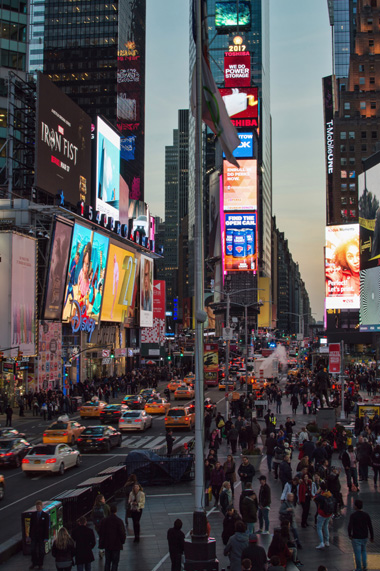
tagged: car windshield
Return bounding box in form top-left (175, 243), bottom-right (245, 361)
top-left (104, 405), bottom-right (120, 411)
top-left (84, 402), bottom-right (96, 407)
top-left (48, 422), bottom-right (68, 430)
top-left (30, 445), bottom-right (56, 455)
top-left (168, 410), bottom-right (185, 417)
top-left (0, 440), bottom-right (14, 449)
top-left (82, 427), bottom-right (104, 435)
top-left (122, 412), bottom-right (141, 418)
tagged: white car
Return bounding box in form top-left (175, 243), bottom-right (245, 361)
top-left (22, 443), bottom-right (81, 476)
top-left (119, 410), bottom-right (153, 432)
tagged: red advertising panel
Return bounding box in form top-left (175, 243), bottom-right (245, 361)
top-left (219, 87), bottom-right (258, 120)
top-left (204, 343), bottom-right (219, 386)
top-left (224, 52), bottom-right (251, 87)
top-left (223, 159), bottom-right (257, 211)
top-left (141, 280), bottom-right (166, 344)
top-left (329, 343), bottom-right (341, 373)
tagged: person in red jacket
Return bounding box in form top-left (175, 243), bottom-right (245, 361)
top-left (298, 473), bottom-right (313, 528)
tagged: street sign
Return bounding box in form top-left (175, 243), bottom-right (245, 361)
top-left (223, 327), bottom-right (234, 341)
top-left (102, 349), bottom-right (110, 358)
top-left (329, 343), bottom-right (341, 373)
top-left (297, 333), bottom-right (304, 341)
top-left (102, 357), bottom-right (111, 364)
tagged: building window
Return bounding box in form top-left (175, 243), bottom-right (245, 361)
top-left (349, 171), bottom-right (356, 179)
top-left (341, 158), bottom-right (347, 166)
top-left (350, 209), bottom-right (356, 217)
top-left (362, 131), bottom-right (367, 138)
top-left (340, 132), bottom-right (347, 140)
top-left (370, 77), bottom-right (375, 84)
top-left (340, 144), bottom-right (346, 152)
top-left (349, 157), bottom-right (356, 166)
top-left (360, 77), bottom-right (366, 84)
top-left (341, 183), bottom-right (347, 191)
top-left (341, 170), bottom-right (347, 178)
top-left (359, 64), bottom-right (365, 72)
top-left (341, 197), bottom-right (347, 206)
top-left (349, 131), bottom-right (355, 139)
top-left (344, 102), bottom-right (350, 110)
top-left (350, 197), bottom-right (356, 205)
top-left (349, 183), bottom-right (356, 191)
top-left (362, 144), bottom-right (367, 151)
top-left (341, 209), bottom-right (348, 218)
top-left (371, 101), bottom-right (376, 109)
top-left (370, 64), bottom-right (375, 71)
top-left (369, 39), bottom-right (374, 47)
top-left (349, 144), bottom-right (355, 152)
top-left (360, 101), bottom-right (366, 109)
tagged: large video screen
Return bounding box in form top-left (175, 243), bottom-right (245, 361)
top-left (223, 159), bottom-right (257, 211)
top-left (43, 219), bottom-right (73, 320)
top-left (224, 212), bottom-right (257, 272)
top-left (360, 267), bottom-right (380, 331)
top-left (215, 1), bottom-right (251, 30)
top-left (358, 161), bottom-right (380, 270)
top-left (101, 242), bottom-right (139, 324)
top-left (224, 52), bottom-right (251, 88)
top-left (325, 224), bottom-right (360, 309)
top-left (96, 117), bottom-right (121, 221)
top-left (62, 222), bottom-right (110, 323)
top-left (35, 73), bottom-right (92, 205)
top-left (140, 255), bottom-right (153, 327)
top-left (223, 132), bottom-right (254, 159)
top-left (219, 87), bottom-right (258, 120)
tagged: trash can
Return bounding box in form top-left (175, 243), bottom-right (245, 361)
top-left (21, 500), bottom-right (63, 555)
top-left (76, 475), bottom-right (114, 502)
top-left (53, 487), bottom-right (93, 530)
top-left (97, 465), bottom-right (128, 495)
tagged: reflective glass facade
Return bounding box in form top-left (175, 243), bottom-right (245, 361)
top-left (329, 0), bottom-right (356, 78)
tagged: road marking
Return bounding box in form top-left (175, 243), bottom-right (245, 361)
top-left (143, 436), bottom-right (166, 448)
top-left (127, 435), bottom-right (155, 448)
top-left (173, 436), bottom-right (194, 447)
top-left (147, 493), bottom-right (192, 497)
top-left (0, 455), bottom-right (117, 513)
top-left (168, 512), bottom-right (193, 515)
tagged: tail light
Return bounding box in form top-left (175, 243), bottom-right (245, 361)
top-left (113, 411), bottom-right (120, 414)
top-left (120, 419), bottom-right (125, 423)
top-left (46, 458), bottom-right (56, 464)
top-left (43, 433), bottom-right (47, 437)
top-left (134, 419), bottom-right (142, 423)
top-left (96, 438), bottom-right (105, 441)
top-left (164, 417), bottom-right (168, 421)
top-left (185, 417), bottom-right (189, 421)
top-left (62, 432), bottom-right (68, 436)
top-left (22, 458), bottom-right (30, 464)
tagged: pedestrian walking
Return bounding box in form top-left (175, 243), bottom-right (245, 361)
top-left (223, 454), bottom-right (236, 497)
top-left (29, 500), bottom-right (49, 570)
top-left (257, 475), bottom-right (271, 534)
top-left (348, 499), bottom-right (374, 571)
top-left (52, 528), bottom-right (75, 571)
top-left (371, 444), bottom-right (380, 486)
top-left (265, 432), bottom-right (277, 473)
top-left (127, 483), bottom-right (145, 542)
top-left (98, 504), bottom-right (126, 571)
top-left (210, 461), bottom-right (225, 506)
top-left (219, 481), bottom-right (233, 515)
top-left (298, 473), bottom-right (312, 528)
top-left (229, 424), bottom-right (239, 454)
top-left (91, 494), bottom-right (111, 558)
top-left (314, 482), bottom-right (335, 549)
top-left (238, 456), bottom-right (255, 490)
top-left (167, 519), bottom-right (185, 571)
top-left (223, 520), bottom-right (249, 571)
top-left (166, 430), bottom-right (175, 455)
top-left (342, 445), bottom-right (359, 491)
top-left (240, 489), bottom-right (258, 534)
top-left (279, 454), bottom-right (292, 490)
top-left (71, 516), bottom-right (96, 571)
top-left (5, 404), bottom-right (13, 427)
top-left (123, 473), bottom-right (138, 529)
top-left (241, 533), bottom-right (267, 571)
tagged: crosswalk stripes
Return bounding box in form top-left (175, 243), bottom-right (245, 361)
top-left (119, 434), bottom-right (195, 451)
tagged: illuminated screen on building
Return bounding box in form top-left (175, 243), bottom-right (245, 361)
top-left (223, 159), bottom-right (257, 211)
top-left (224, 52), bottom-right (251, 88)
top-left (219, 87), bottom-right (258, 120)
top-left (358, 161), bottom-right (380, 271)
top-left (223, 132), bottom-right (254, 159)
top-left (224, 212), bottom-right (257, 272)
top-left (62, 222), bottom-right (110, 323)
top-left (325, 224), bottom-right (360, 309)
top-left (35, 73), bottom-right (92, 205)
top-left (96, 116), bottom-right (121, 221)
top-left (215, 1), bottom-right (251, 30)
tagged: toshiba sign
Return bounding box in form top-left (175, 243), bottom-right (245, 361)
top-left (224, 52), bottom-right (251, 87)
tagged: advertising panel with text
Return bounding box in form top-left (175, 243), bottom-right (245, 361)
top-left (224, 52), bottom-right (251, 88)
top-left (224, 212), bottom-right (257, 272)
top-left (96, 117), bottom-right (121, 221)
top-left (325, 224), bottom-right (360, 309)
top-left (223, 159), bottom-right (257, 211)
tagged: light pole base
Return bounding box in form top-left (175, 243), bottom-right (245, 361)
top-left (184, 537), bottom-right (218, 571)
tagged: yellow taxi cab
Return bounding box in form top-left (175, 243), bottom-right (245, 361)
top-left (174, 385), bottom-right (195, 400)
top-left (167, 380), bottom-right (183, 392)
top-left (183, 376), bottom-right (195, 386)
top-left (80, 400), bottom-right (107, 419)
top-left (288, 368), bottom-right (299, 377)
top-left (218, 378), bottom-right (236, 391)
top-left (43, 418), bottom-right (85, 445)
top-left (165, 406), bottom-right (195, 430)
top-left (144, 398), bottom-right (171, 415)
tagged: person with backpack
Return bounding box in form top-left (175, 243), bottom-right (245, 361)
top-left (314, 482), bottom-right (335, 549)
top-left (91, 495), bottom-right (110, 558)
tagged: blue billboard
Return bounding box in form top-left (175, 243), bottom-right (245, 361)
top-left (223, 132), bottom-right (254, 159)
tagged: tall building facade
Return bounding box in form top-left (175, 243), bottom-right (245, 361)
top-left (43, 0), bottom-right (146, 200)
top-left (28, 0), bottom-right (45, 74)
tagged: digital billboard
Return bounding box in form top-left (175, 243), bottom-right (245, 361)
top-left (325, 224), bottom-right (360, 309)
top-left (223, 132), bottom-right (254, 159)
top-left (140, 255), bottom-right (153, 327)
top-left (223, 159), bottom-right (257, 211)
top-left (224, 212), bottom-right (257, 272)
top-left (358, 161), bottom-right (380, 270)
top-left (43, 218), bottom-right (73, 320)
top-left (101, 241), bottom-right (139, 324)
top-left (37, 321), bottom-right (62, 391)
top-left (141, 280), bottom-right (166, 344)
top-left (96, 116), bottom-right (121, 221)
top-left (35, 73), bottom-right (92, 205)
top-left (62, 222), bottom-right (110, 324)
top-left (224, 52), bottom-right (251, 88)
top-left (215, 1), bottom-right (251, 30)
top-left (360, 267), bottom-right (380, 331)
top-left (219, 87), bottom-right (258, 120)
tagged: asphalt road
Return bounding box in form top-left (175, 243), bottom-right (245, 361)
top-left (0, 383), bottom-right (227, 547)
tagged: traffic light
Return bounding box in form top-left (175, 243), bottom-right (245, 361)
top-left (167, 355), bottom-right (171, 361)
top-left (180, 347), bottom-right (184, 357)
top-left (17, 350), bottom-right (23, 360)
top-left (110, 347), bottom-right (115, 359)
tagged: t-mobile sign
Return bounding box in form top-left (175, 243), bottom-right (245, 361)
top-left (224, 52), bottom-right (251, 88)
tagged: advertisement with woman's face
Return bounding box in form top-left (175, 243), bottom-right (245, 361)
top-left (325, 224), bottom-right (360, 309)
top-left (140, 255), bottom-right (153, 327)
top-left (62, 222), bottom-right (109, 323)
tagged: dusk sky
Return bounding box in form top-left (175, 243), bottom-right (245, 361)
top-left (144, 1), bottom-right (332, 322)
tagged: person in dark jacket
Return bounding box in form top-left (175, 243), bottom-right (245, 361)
top-left (240, 489), bottom-right (258, 534)
top-left (348, 499), bottom-right (374, 571)
top-left (52, 528), bottom-right (75, 571)
top-left (210, 461), bottom-right (225, 506)
top-left (279, 455), bottom-right (292, 490)
top-left (265, 432), bottom-right (277, 472)
top-left (241, 533), bottom-right (267, 571)
top-left (222, 506), bottom-right (241, 546)
top-left (356, 436), bottom-right (373, 482)
top-left (29, 500), bottom-right (50, 570)
top-left (224, 520), bottom-right (249, 571)
top-left (257, 475), bottom-right (271, 533)
top-left (371, 444), bottom-right (380, 486)
top-left (98, 504), bottom-right (126, 571)
top-left (71, 516), bottom-right (96, 571)
top-left (167, 519), bottom-right (185, 571)
top-left (166, 430), bottom-right (175, 456)
top-left (238, 456), bottom-right (255, 490)
top-left (229, 424), bottom-right (239, 454)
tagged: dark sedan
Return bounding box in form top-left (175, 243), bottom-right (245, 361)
top-left (76, 426), bottom-right (122, 453)
top-left (0, 428), bottom-right (26, 439)
top-left (0, 438), bottom-right (31, 468)
top-left (121, 395), bottom-right (145, 410)
top-left (100, 404), bottom-right (124, 424)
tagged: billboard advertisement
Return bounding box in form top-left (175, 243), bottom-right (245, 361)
top-left (204, 343), bottom-right (219, 386)
top-left (204, 293), bottom-right (216, 330)
top-left (223, 159), bottom-right (257, 211)
top-left (141, 280), bottom-right (166, 344)
top-left (360, 267), bottom-right (380, 331)
top-left (323, 76), bottom-right (334, 223)
top-left (101, 241), bottom-right (139, 325)
top-left (43, 219), bottom-right (73, 320)
top-left (219, 87), bottom-right (258, 120)
top-left (224, 52), bottom-right (251, 88)
top-left (35, 73), bottom-right (92, 205)
top-left (96, 116), bottom-right (121, 221)
top-left (224, 212), bottom-right (257, 272)
top-left (140, 254), bottom-right (153, 327)
top-left (215, 1), bottom-right (251, 30)
top-left (37, 321), bottom-right (62, 391)
top-left (358, 161), bottom-right (380, 270)
top-left (223, 132), bottom-right (254, 159)
top-left (325, 224), bottom-right (360, 309)
top-left (257, 276), bottom-right (272, 328)
top-left (62, 222), bottom-right (110, 323)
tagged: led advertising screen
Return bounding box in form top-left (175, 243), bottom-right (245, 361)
top-left (215, 1), bottom-right (251, 30)
top-left (62, 222), bottom-right (110, 324)
top-left (141, 280), bottom-right (166, 344)
top-left (96, 116), bottom-right (121, 221)
top-left (37, 321), bottom-right (62, 391)
top-left (140, 254), bottom-right (153, 327)
top-left (101, 241), bottom-right (139, 324)
top-left (219, 87), bottom-right (258, 120)
top-left (360, 267), bottom-right (380, 331)
top-left (223, 132), bottom-right (254, 159)
top-left (223, 159), bottom-right (257, 211)
top-left (35, 73), bottom-right (92, 205)
top-left (325, 224), bottom-right (360, 309)
top-left (43, 219), bottom-right (73, 320)
top-left (224, 52), bottom-right (251, 88)
top-left (224, 212), bottom-right (257, 272)
top-left (358, 161), bottom-right (380, 270)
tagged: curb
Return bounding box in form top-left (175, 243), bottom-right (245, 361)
top-left (0, 533), bottom-right (22, 564)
